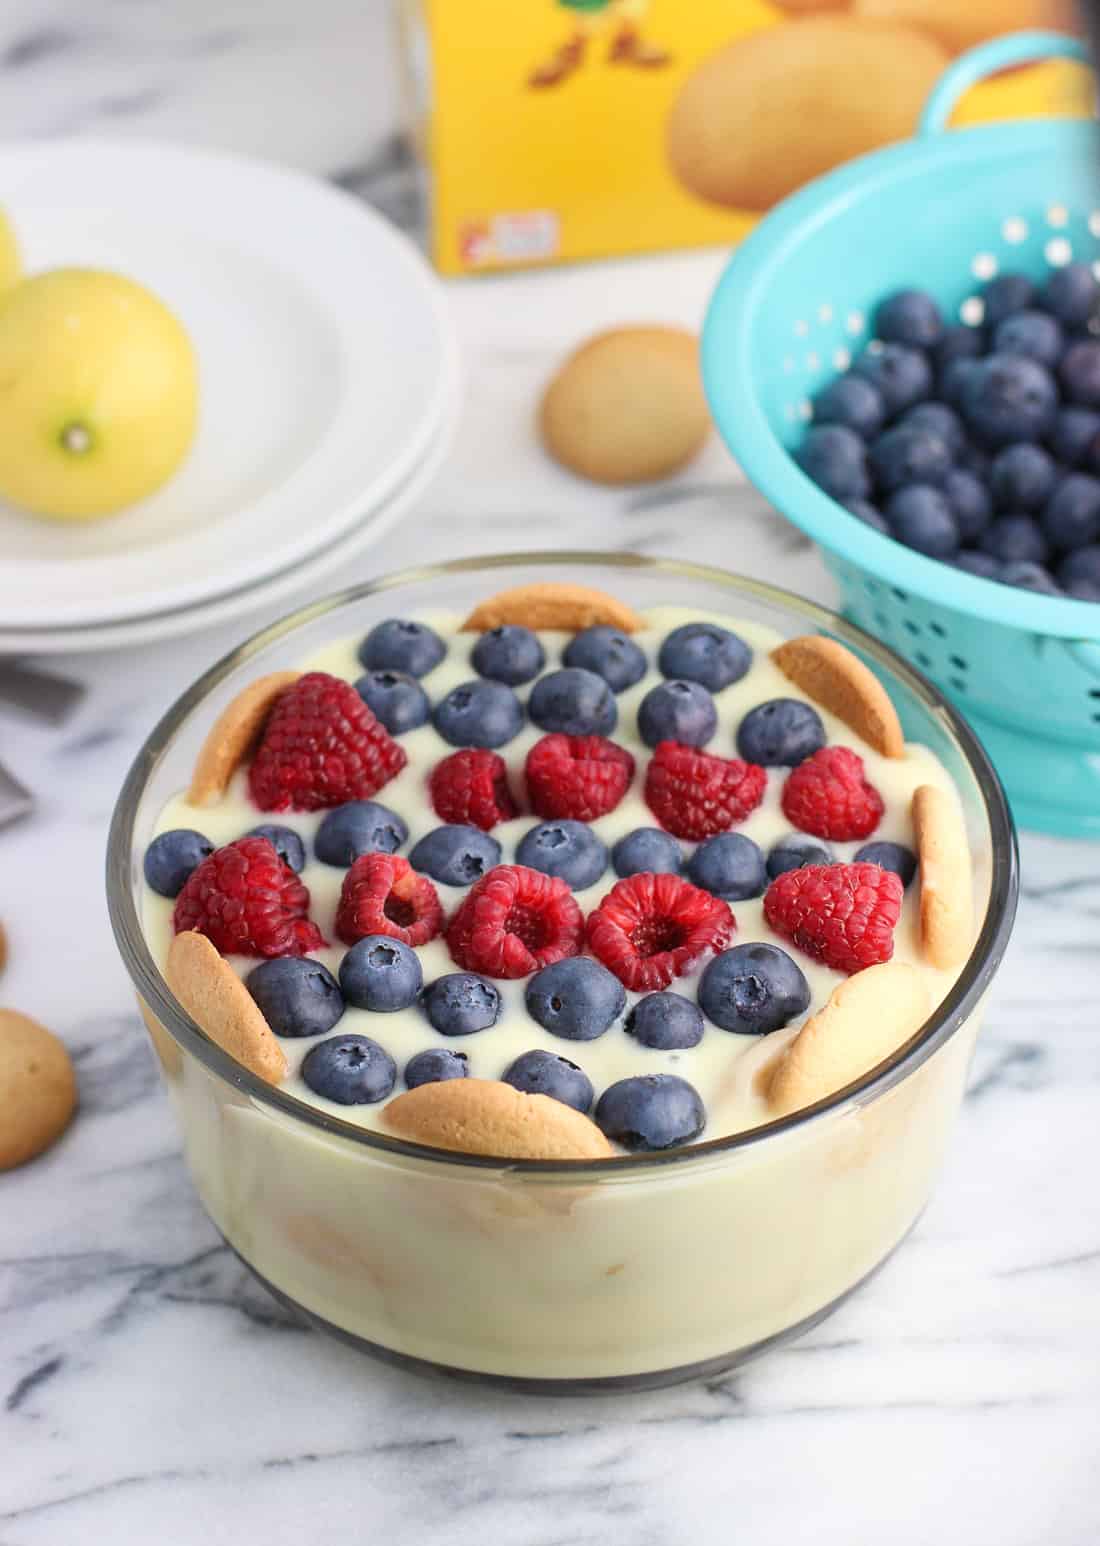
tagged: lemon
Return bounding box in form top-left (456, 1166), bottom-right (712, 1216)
top-left (0, 209), bottom-right (19, 293)
top-left (0, 267), bottom-right (198, 521)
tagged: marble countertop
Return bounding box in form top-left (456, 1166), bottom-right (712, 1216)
top-left (2, 4), bottom-right (1099, 1543)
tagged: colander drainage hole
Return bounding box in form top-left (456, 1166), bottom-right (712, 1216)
top-left (873, 610), bottom-right (890, 630)
top-left (891, 587), bottom-right (908, 603)
top-left (949, 655), bottom-right (968, 672)
top-left (950, 677), bottom-right (967, 694)
top-left (864, 579), bottom-right (880, 596)
top-left (929, 622), bottom-right (946, 638)
top-left (903, 619), bottom-right (921, 637)
top-left (1089, 689), bottom-right (1100, 699)
top-left (916, 651), bottom-right (932, 668)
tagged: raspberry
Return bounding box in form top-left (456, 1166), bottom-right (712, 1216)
top-left (780, 746), bottom-right (884, 841)
top-left (446, 864), bottom-right (584, 979)
top-left (173, 837), bottom-right (325, 958)
top-left (586, 873), bottom-right (734, 992)
top-left (763, 862), bottom-right (903, 975)
top-left (525, 734), bottom-right (635, 821)
top-left (248, 671), bottom-right (406, 813)
top-left (429, 748), bottom-right (518, 831)
top-left (643, 740), bottom-right (767, 840)
top-left (335, 853), bottom-right (443, 949)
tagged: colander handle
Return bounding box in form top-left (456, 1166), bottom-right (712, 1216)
top-left (918, 29), bottom-right (1089, 137)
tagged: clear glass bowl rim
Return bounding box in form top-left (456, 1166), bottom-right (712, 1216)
top-left (106, 550), bottom-right (1019, 1176)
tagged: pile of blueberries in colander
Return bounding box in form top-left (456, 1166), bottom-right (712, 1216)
top-left (795, 262), bottom-right (1100, 603)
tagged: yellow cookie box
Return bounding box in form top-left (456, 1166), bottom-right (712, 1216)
top-left (395, 0), bottom-right (1089, 276)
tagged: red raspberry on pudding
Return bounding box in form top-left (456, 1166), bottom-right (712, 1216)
top-left (525, 734), bottom-right (635, 821)
top-left (446, 864), bottom-right (584, 979)
top-left (763, 861), bottom-right (903, 975)
top-left (248, 672), bottom-right (406, 813)
top-left (335, 853), bottom-right (444, 949)
top-left (429, 748), bottom-right (518, 831)
top-left (586, 872), bottom-right (734, 992)
top-left (173, 836), bottom-right (325, 958)
top-left (644, 740), bottom-right (767, 840)
top-left (781, 746), bottom-right (884, 842)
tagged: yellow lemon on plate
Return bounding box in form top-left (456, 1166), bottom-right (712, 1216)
top-left (0, 209), bottom-right (19, 293)
top-left (0, 267), bottom-right (198, 521)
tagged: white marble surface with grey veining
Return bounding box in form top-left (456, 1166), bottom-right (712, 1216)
top-left (1, 4), bottom-right (1099, 1543)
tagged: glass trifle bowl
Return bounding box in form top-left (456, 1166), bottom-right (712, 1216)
top-left (107, 553), bottom-right (1017, 1392)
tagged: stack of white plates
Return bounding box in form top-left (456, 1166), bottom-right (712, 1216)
top-left (0, 141), bottom-right (459, 653)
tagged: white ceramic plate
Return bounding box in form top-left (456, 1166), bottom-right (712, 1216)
top-left (0, 379), bottom-right (459, 655)
top-left (0, 139), bottom-right (457, 630)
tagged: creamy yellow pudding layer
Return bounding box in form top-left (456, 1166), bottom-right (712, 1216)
top-left (140, 605), bottom-right (987, 1380)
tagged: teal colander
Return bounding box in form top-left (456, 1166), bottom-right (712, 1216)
top-left (702, 30), bottom-right (1100, 838)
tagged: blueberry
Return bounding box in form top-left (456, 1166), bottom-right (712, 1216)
top-left (956, 443), bottom-right (991, 480)
top-left (875, 288), bottom-right (943, 348)
top-left (766, 835), bottom-right (833, 878)
top-left (1058, 340), bottom-right (1100, 408)
top-left (1065, 578), bottom-right (1100, 601)
top-left (637, 679), bottom-right (717, 747)
top-left (686, 832), bottom-right (766, 900)
top-left (993, 310), bottom-right (1064, 368)
top-left (404, 1047), bottom-right (469, 1088)
top-left (942, 469), bottom-right (992, 543)
top-left (1046, 406), bottom-right (1100, 466)
top-left (611, 827), bottom-right (682, 878)
top-left (1040, 262), bottom-right (1100, 327)
top-left (657, 622), bottom-right (752, 692)
top-left (850, 343), bottom-right (933, 416)
top-left (501, 1049), bottom-right (593, 1112)
top-left (885, 484), bottom-right (960, 557)
top-left (338, 935), bottom-right (422, 1012)
top-left (795, 423), bottom-right (870, 499)
top-left (357, 618), bottom-right (446, 678)
top-left (941, 357), bottom-right (980, 408)
top-left (854, 840), bottom-right (917, 888)
top-left (245, 957), bottom-right (345, 1038)
top-left (409, 824), bottom-right (502, 887)
top-left (143, 828), bottom-right (213, 897)
top-left (354, 670), bottom-right (430, 734)
top-left (934, 324), bottom-right (985, 375)
top-left (563, 626), bottom-right (647, 693)
top-left (1042, 473), bottom-right (1100, 550)
top-left (528, 668), bottom-right (616, 737)
top-left (1057, 544), bottom-right (1100, 588)
top-left (624, 992), bottom-right (705, 1051)
top-left (811, 375), bottom-right (885, 439)
top-left (999, 560), bottom-right (1062, 595)
top-left (900, 401), bottom-right (965, 457)
top-left (471, 625), bottom-right (545, 686)
top-left (981, 272), bottom-right (1036, 326)
top-left (979, 515), bottom-right (1050, 566)
top-left (516, 820), bottom-right (608, 890)
top-left (301, 1034), bottom-right (396, 1105)
top-left (525, 957), bottom-right (625, 1042)
top-left (953, 550), bottom-right (1002, 580)
top-left (736, 697), bottom-right (825, 766)
top-left (989, 443), bottom-right (1057, 511)
top-left (422, 972), bottom-right (501, 1036)
top-left (841, 497), bottom-right (889, 533)
top-left (698, 943), bottom-right (811, 1035)
top-left (433, 679), bottom-right (525, 748)
top-left (959, 354), bottom-right (1057, 446)
top-left (314, 800), bottom-right (407, 866)
top-left (245, 824), bottom-right (306, 873)
top-left (595, 1074), bottom-right (705, 1151)
top-left (868, 425), bottom-right (952, 493)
